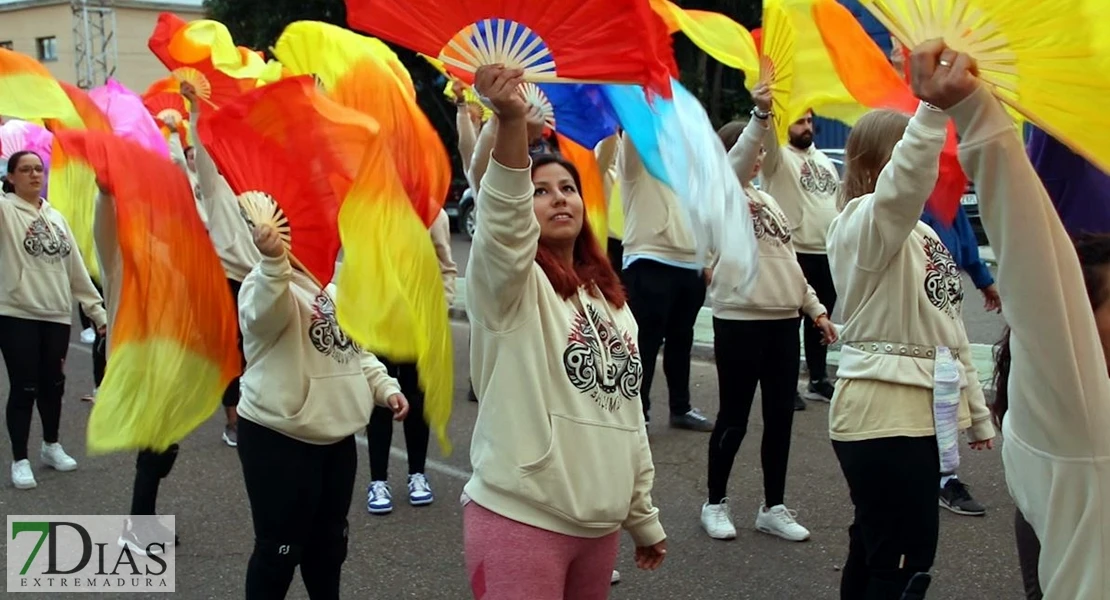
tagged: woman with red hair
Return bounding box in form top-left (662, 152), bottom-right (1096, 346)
top-left (461, 64), bottom-right (667, 599)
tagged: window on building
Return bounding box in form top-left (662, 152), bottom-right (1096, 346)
top-left (36, 36), bottom-right (57, 62)
top-left (0, 41), bottom-right (12, 50)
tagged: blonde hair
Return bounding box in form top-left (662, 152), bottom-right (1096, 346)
top-left (839, 110), bottom-right (911, 211)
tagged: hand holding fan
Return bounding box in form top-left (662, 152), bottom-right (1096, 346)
top-left (859, 0), bottom-right (1110, 173)
top-left (752, 0), bottom-right (797, 144)
top-left (345, 0), bottom-right (673, 94)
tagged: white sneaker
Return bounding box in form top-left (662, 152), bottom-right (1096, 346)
top-left (11, 459), bottom-right (36, 489)
top-left (80, 327), bottom-right (95, 344)
top-left (700, 499), bottom-right (737, 540)
top-left (367, 481), bottom-right (393, 514)
top-left (41, 442), bottom-right (78, 472)
top-left (610, 569), bottom-right (621, 585)
top-left (755, 503), bottom-right (810, 542)
top-left (407, 473), bottom-right (434, 506)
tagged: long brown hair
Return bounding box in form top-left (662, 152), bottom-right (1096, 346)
top-left (531, 154), bottom-right (626, 308)
top-left (993, 233), bottom-right (1110, 424)
top-left (839, 110), bottom-right (910, 211)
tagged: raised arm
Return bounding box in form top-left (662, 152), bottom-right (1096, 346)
top-left (728, 116), bottom-right (767, 185)
top-left (465, 66), bottom-right (539, 331)
top-left (238, 230), bottom-right (296, 343)
top-left (429, 208), bottom-right (458, 305)
top-left (457, 104), bottom-right (479, 180)
top-left (950, 85), bottom-right (1110, 454)
top-left (467, 115), bottom-right (498, 195)
top-left (837, 103), bottom-right (948, 272)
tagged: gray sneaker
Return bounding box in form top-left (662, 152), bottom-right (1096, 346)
top-left (670, 409), bottom-right (714, 432)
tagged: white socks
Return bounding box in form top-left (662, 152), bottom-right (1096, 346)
top-left (940, 474), bottom-right (958, 489)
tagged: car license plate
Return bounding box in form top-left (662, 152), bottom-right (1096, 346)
top-left (960, 193), bottom-right (977, 206)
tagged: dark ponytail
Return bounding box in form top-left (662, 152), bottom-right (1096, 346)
top-left (993, 233), bottom-right (1110, 426)
top-left (3, 150), bottom-right (40, 195)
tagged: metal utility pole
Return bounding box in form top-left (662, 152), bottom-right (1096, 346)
top-left (72, 0), bottom-right (118, 89)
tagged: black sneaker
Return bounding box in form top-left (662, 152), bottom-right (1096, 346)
top-left (939, 479), bottom-right (986, 516)
top-left (670, 409), bottom-right (714, 432)
top-left (794, 393), bottom-right (806, 411)
top-left (803, 379), bottom-right (835, 403)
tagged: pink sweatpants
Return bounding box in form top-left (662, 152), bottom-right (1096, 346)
top-left (464, 501), bottom-right (620, 600)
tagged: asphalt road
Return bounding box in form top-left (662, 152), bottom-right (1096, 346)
top-left (1, 317), bottom-right (1022, 599)
top-left (448, 233), bottom-right (1008, 346)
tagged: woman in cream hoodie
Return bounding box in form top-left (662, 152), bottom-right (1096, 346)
top-left (945, 57), bottom-right (1110, 598)
top-left (182, 82), bottom-right (263, 447)
top-left (0, 150), bottom-right (106, 490)
top-left (464, 65), bottom-right (666, 599)
top-left (824, 44), bottom-right (995, 599)
top-left (700, 84), bottom-right (838, 544)
top-left (236, 223), bottom-right (408, 599)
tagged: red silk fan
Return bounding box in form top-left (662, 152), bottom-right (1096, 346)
top-left (142, 88), bottom-right (190, 148)
top-left (811, 0), bottom-right (967, 224)
top-left (345, 0), bottom-right (673, 96)
top-left (148, 13), bottom-right (250, 110)
top-left (196, 102), bottom-right (342, 286)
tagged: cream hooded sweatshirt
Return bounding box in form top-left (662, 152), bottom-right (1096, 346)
top-left (953, 86), bottom-right (1110, 599)
top-left (236, 253), bottom-right (401, 445)
top-left (464, 158), bottom-right (665, 547)
top-left (757, 119), bottom-right (841, 254)
top-left (0, 192), bottom-right (105, 327)
top-left (825, 103), bottom-right (994, 444)
top-left (190, 109), bottom-right (262, 282)
top-left (716, 117), bottom-right (826, 321)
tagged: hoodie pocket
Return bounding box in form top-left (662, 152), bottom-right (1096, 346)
top-left (11, 264), bottom-right (70, 314)
top-left (280, 372), bottom-right (372, 442)
top-left (517, 414), bottom-right (639, 526)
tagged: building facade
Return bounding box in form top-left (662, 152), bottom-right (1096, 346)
top-left (0, 0), bottom-right (203, 93)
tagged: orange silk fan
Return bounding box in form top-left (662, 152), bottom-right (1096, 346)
top-left (148, 13), bottom-right (254, 110)
top-left (142, 82), bottom-right (191, 147)
top-left (344, 0), bottom-right (673, 95)
top-left (812, 0), bottom-right (967, 224)
top-left (195, 79), bottom-right (341, 286)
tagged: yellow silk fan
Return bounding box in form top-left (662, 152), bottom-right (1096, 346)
top-left (859, 0), bottom-right (1110, 173)
top-left (519, 82), bottom-right (556, 131)
top-left (756, 0), bottom-right (797, 144)
top-left (237, 191), bottom-right (291, 249)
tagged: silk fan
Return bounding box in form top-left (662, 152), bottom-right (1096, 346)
top-left (345, 0), bottom-right (673, 94)
top-left (752, 0), bottom-right (797, 144)
top-left (859, 0), bottom-right (1110, 173)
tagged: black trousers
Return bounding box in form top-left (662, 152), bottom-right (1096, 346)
top-left (367, 359), bottom-right (428, 481)
top-left (607, 237), bottom-right (624, 275)
top-left (621, 259), bottom-right (705, 419)
top-left (833, 436), bottom-right (940, 600)
top-left (78, 283), bottom-right (107, 386)
top-left (223, 278), bottom-right (245, 409)
top-left (238, 418), bottom-right (356, 600)
top-left (131, 445), bottom-right (179, 515)
top-left (709, 317), bottom-right (800, 506)
top-left (796, 253), bottom-right (836, 381)
top-left (1014, 509), bottom-right (1044, 600)
top-left (0, 316), bottom-right (70, 461)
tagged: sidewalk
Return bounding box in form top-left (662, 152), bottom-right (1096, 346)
top-left (448, 277), bottom-right (997, 389)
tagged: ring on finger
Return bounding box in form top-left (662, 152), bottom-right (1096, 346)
top-left (938, 58), bottom-right (952, 67)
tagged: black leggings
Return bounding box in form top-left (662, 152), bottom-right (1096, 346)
top-left (367, 360), bottom-right (428, 480)
top-left (833, 436), bottom-right (940, 600)
top-left (223, 278), bottom-right (245, 409)
top-left (0, 316), bottom-right (71, 461)
top-left (1014, 509), bottom-right (1044, 599)
top-left (131, 445), bottom-right (179, 515)
top-left (238, 418), bottom-right (356, 600)
top-left (709, 317), bottom-right (800, 506)
top-left (796, 253), bottom-right (836, 381)
top-left (79, 286), bottom-right (107, 386)
top-left (621, 259), bottom-right (706, 418)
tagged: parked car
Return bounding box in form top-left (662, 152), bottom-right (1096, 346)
top-left (456, 187), bottom-right (476, 239)
top-left (442, 177), bottom-right (469, 233)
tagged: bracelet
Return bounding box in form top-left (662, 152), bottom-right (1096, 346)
top-left (751, 107), bottom-right (771, 120)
